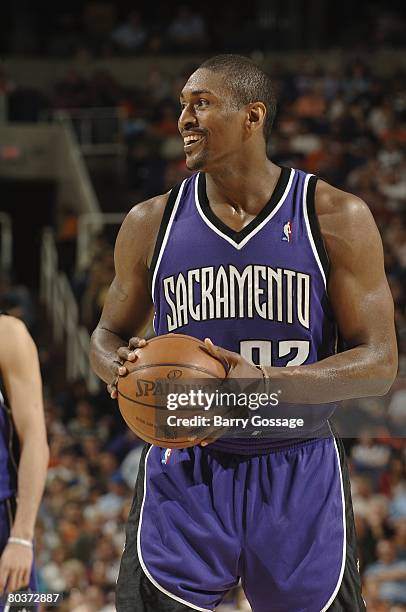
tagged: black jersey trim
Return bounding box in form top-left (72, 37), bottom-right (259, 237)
top-left (198, 166), bottom-right (291, 245)
top-left (306, 175), bottom-right (330, 280)
top-left (148, 182), bottom-right (184, 295)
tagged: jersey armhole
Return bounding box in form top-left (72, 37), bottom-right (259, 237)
top-left (148, 181), bottom-right (185, 297)
top-left (305, 175), bottom-right (330, 285)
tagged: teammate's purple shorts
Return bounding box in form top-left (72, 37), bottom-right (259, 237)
top-left (117, 436), bottom-right (365, 611)
top-left (0, 499), bottom-right (38, 612)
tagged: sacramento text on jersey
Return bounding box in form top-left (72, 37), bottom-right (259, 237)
top-left (162, 264), bottom-right (311, 332)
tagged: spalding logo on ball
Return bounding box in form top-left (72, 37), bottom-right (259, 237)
top-left (117, 333), bottom-right (227, 448)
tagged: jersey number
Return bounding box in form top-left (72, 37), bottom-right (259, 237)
top-left (240, 340), bottom-right (310, 367)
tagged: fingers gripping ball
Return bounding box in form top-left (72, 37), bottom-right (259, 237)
top-left (117, 333), bottom-right (227, 448)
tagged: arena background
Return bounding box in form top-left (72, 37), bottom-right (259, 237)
top-left (0, 1), bottom-right (405, 610)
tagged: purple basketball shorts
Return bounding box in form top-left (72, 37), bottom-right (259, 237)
top-left (116, 436), bottom-right (365, 611)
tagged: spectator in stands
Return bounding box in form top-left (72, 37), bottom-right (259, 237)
top-left (53, 69), bottom-right (90, 110)
top-left (166, 5), bottom-right (208, 52)
top-left (351, 432), bottom-right (391, 486)
top-left (365, 539), bottom-right (406, 604)
top-left (93, 474), bottom-right (129, 518)
top-left (67, 399), bottom-right (96, 440)
top-left (0, 272), bottom-right (38, 332)
top-left (81, 0), bottom-right (116, 56)
top-left (111, 11), bottom-right (148, 55)
top-left (81, 249), bottom-right (114, 329)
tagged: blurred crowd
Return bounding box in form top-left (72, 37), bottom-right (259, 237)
top-left (1, 2), bottom-right (405, 59)
top-left (1, 51), bottom-right (406, 611)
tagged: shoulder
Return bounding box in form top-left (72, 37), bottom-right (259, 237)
top-left (123, 177), bottom-right (189, 233)
top-left (121, 191), bottom-right (171, 235)
top-left (315, 179), bottom-right (375, 229)
top-left (0, 316), bottom-right (34, 366)
top-left (314, 178), bottom-right (381, 256)
top-left (114, 180), bottom-right (188, 271)
top-left (114, 191), bottom-right (171, 268)
top-left (0, 314), bottom-right (29, 340)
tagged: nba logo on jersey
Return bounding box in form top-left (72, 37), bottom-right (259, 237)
top-left (282, 221), bottom-right (292, 242)
top-left (161, 449), bottom-right (172, 465)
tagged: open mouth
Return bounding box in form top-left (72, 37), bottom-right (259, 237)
top-left (183, 135), bottom-right (205, 152)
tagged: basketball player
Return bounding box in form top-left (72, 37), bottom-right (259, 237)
top-left (0, 313), bottom-right (49, 610)
top-left (89, 55), bottom-right (398, 611)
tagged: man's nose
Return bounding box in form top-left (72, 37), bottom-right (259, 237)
top-left (178, 106), bottom-right (198, 131)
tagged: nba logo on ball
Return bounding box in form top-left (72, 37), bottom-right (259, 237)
top-left (282, 221), bottom-right (292, 243)
top-left (162, 449), bottom-right (172, 465)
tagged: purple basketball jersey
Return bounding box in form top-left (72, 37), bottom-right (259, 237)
top-left (150, 167), bottom-right (337, 450)
top-left (152, 167), bottom-right (335, 360)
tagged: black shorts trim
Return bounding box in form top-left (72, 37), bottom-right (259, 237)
top-left (116, 444), bottom-right (197, 612)
top-left (326, 435), bottom-right (366, 611)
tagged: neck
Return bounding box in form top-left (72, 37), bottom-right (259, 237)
top-left (205, 154), bottom-right (281, 214)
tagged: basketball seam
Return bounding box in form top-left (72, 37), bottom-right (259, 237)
top-left (146, 334), bottom-right (203, 344)
top-left (123, 362), bottom-right (225, 377)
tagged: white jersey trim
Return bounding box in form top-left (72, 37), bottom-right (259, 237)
top-left (302, 173), bottom-right (327, 288)
top-left (319, 437), bottom-right (347, 612)
top-left (151, 179), bottom-right (187, 303)
top-left (137, 446), bottom-right (214, 612)
top-left (195, 169), bottom-right (295, 250)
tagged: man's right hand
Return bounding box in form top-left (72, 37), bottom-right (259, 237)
top-left (107, 337), bottom-right (147, 398)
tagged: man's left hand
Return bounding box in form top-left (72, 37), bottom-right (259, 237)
top-left (202, 338), bottom-right (262, 379)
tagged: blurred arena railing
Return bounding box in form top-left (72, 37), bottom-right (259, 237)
top-left (53, 108), bottom-right (126, 157)
top-left (56, 120), bottom-right (102, 215)
top-left (0, 213), bottom-right (12, 274)
top-left (41, 228), bottom-right (100, 392)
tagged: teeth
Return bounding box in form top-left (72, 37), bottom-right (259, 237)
top-left (184, 135), bottom-right (203, 145)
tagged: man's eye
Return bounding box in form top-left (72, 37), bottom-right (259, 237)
top-left (193, 99), bottom-right (209, 110)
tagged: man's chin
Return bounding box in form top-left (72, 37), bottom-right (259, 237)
top-left (185, 153), bottom-right (206, 172)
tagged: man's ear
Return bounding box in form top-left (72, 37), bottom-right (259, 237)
top-left (246, 102), bottom-right (266, 135)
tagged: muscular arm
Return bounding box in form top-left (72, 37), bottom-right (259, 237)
top-left (264, 181), bottom-right (398, 402)
top-left (0, 317), bottom-right (49, 540)
top-left (89, 193), bottom-right (168, 385)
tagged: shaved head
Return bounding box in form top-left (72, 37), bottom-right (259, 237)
top-left (198, 54), bottom-right (277, 142)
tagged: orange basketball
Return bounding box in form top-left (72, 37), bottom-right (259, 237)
top-left (117, 333), bottom-right (227, 448)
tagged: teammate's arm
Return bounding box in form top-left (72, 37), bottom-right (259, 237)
top-left (0, 316), bottom-right (49, 593)
top-left (206, 185), bottom-right (398, 402)
top-left (89, 194), bottom-right (168, 394)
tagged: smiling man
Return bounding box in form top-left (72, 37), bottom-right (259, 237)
top-left (90, 55), bottom-right (398, 611)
